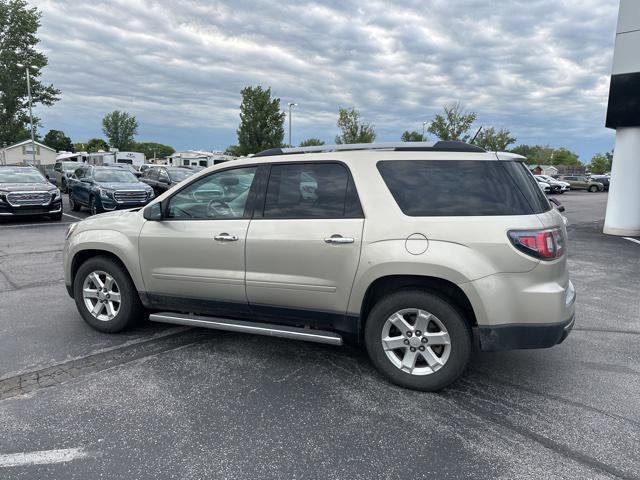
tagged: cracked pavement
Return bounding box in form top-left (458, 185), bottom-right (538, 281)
top-left (0, 192), bottom-right (639, 479)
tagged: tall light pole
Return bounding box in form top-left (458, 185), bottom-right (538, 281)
top-left (422, 121), bottom-right (430, 141)
top-left (288, 102), bottom-right (297, 147)
top-left (16, 63), bottom-right (38, 166)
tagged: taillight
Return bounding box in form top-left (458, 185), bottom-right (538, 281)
top-left (508, 227), bottom-right (565, 260)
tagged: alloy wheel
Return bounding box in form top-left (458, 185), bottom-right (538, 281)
top-left (82, 270), bottom-right (121, 321)
top-left (381, 308), bottom-right (451, 375)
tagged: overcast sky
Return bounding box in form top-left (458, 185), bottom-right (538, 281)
top-left (31, 0), bottom-right (619, 161)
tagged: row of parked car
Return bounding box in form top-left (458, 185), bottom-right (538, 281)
top-left (67, 165), bottom-right (198, 215)
top-left (534, 174), bottom-right (609, 194)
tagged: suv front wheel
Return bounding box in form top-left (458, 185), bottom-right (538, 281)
top-left (73, 256), bottom-right (144, 332)
top-left (365, 290), bottom-right (471, 391)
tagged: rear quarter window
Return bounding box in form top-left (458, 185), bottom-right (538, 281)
top-left (377, 160), bottom-right (550, 216)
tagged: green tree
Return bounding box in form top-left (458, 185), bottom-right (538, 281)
top-left (85, 138), bottom-right (109, 153)
top-left (401, 131), bottom-right (425, 142)
top-left (510, 144), bottom-right (553, 164)
top-left (335, 107), bottom-right (376, 144)
top-left (102, 110), bottom-right (138, 150)
top-left (474, 127), bottom-right (516, 151)
top-left (224, 145), bottom-right (242, 157)
top-left (236, 86), bottom-right (285, 156)
top-left (299, 138), bottom-right (325, 147)
top-left (43, 129), bottom-right (73, 152)
top-left (130, 141), bottom-right (175, 160)
top-left (550, 147), bottom-right (580, 166)
top-left (427, 103), bottom-right (477, 142)
top-left (588, 151), bottom-right (613, 174)
top-left (0, 0), bottom-right (60, 146)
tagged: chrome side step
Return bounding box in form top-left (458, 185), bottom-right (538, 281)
top-left (149, 312), bottom-right (343, 346)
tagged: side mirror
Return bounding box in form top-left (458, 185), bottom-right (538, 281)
top-left (160, 177), bottom-right (170, 184)
top-left (549, 197), bottom-right (565, 213)
top-left (143, 202), bottom-right (163, 221)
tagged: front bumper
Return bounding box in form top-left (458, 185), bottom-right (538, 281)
top-left (0, 199), bottom-right (62, 216)
top-left (98, 197), bottom-right (151, 211)
top-left (476, 314), bottom-right (575, 352)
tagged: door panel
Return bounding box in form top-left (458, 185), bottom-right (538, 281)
top-left (245, 218), bottom-right (364, 314)
top-left (139, 219), bottom-right (250, 303)
top-left (138, 165), bottom-right (258, 310)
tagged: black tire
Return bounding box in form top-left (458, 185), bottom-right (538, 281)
top-left (364, 289), bottom-right (471, 391)
top-left (588, 185), bottom-right (597, 193)
top-left (50, 211), bottom-right (63, 221)
top-left (73, 256), bottom-right (144, 333)
top-left (61, 179), bottom-right (68, 194)
top-left (69, 193), bottom-right (81, 211)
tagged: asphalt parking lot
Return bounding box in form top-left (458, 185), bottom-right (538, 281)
top-left (1, 191), bottom-right (639, 479)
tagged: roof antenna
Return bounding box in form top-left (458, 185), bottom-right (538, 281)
top-left (470, 126), bottom-right (483, 144)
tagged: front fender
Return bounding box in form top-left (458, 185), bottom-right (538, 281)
top-left (64, 228), bottom-right (144, 292)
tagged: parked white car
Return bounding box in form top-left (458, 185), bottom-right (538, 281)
top-left (536, 175), bottom-right (569, 193)
top-left (536, 179), bottom-right (551, 193)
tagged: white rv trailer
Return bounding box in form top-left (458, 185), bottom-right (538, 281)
top-left (86, 151), bottom-right (145, 167)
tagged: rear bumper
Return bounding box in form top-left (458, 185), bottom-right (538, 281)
top-left (476, 314), bottom-right (574, 352)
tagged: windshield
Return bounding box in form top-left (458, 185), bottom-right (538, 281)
top-left (63, 162), bottom-right (79, 172)
top-left (167, 169), bottom-right (194, 182)
top-left (0, 169), bottom-right (46, 184)
top-left (93, 170), bottom-right (138, 183)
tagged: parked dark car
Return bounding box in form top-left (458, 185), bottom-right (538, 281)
top-left (103, 163), bottom-right (143, 177)
top-left (68, 165), bottom-right (154, 215)
top-left (141, 166), bottom-right (195, 195)
top-left (590, 175), bottom-right (610, 191)
top-left (0, 166), bottom-right (62, 220)
top-left (53, 160), bottom-right (83, 193)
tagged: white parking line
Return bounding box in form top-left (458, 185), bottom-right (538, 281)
top-left (0, 448), bottom-right (89, 468)
top-left (63, 213), bottom-right (84, 220)
top-left (623, 237), bottom-right (640, 245)
top-left (0, 222), bottom-right (72, 229)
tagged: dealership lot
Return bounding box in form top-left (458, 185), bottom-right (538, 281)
top-left (1, 192), bottom-right (639, 479)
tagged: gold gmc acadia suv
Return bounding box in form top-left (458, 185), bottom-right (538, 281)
top-left (63, 141), bottom-right (575, 391)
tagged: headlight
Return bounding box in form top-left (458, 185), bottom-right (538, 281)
top-left (0, 190), bottom-right (7, 204)
top-left (65, 222), bottom-right (78, 240)
top-left (99, 187), bottom-right (115, 199)
top-left (53, 188), bottom-right (61, 200)
top-left (147, 189), bottom-right (155, 198)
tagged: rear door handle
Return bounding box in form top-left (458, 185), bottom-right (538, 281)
top-left (324, 235), bottom-right (354, 244)
top-left (214, 233), bottom-right (238, 242)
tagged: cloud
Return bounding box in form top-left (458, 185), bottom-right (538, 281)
top-left (32, 0), bottom-right (618, 159)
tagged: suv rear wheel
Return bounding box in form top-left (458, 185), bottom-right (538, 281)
top-left (588, 185), bottom-right (598, 193)
top-left (364, 290), bottom-right (471, 391)
top-left (73, 256), bottom-right (144, 332)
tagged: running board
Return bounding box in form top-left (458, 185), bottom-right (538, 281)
top-left (149, 312), bottom-right (343, 346)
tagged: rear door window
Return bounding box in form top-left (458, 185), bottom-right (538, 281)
top-left (377, 160), bottom-right (548, 216)
top-left (263, 163), bottom-right (362, 219)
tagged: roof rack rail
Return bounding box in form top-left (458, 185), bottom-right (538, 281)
top-left (253, 141), bottom-right (485, 157)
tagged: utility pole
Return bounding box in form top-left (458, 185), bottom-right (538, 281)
top-left (422, 121), bottom-right (430, 141)
top-left (16, 63), bottom-right (38, 166)
top-left (288, 102), bottom-right (297, 147)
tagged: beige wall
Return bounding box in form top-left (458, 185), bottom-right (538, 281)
top-left (2, 143), bottom-right (57, 166)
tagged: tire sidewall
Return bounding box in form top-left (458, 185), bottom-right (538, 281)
top-left (73, 257), bottom-right (141, 333)
top-left (365, 290), bottom-right (471, 391)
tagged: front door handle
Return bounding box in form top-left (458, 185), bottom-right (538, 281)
top-left (214, 233), bottom-right (239, 242)
top-left (324, 235), bottom-right (354, 244)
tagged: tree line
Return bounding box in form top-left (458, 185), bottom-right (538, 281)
top-left (225, 89), bottom-right (611, 172)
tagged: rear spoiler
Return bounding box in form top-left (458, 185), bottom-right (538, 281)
top-left (495, 152), bottom-right (527, 161)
